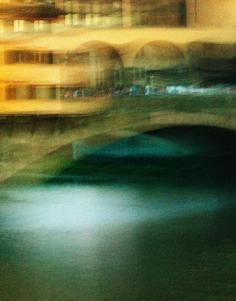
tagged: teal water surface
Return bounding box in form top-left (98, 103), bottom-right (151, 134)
top-left (0, 127), bottom-right (236, 301)
top-left (1, 178), bottom-right (236, 301)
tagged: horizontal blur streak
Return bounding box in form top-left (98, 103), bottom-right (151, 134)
top-left (0, 1), bottom-right (235, 180)
top-left (0, 184), bottom-right (228, 231)
top-left (0, 1), bottom-right (236, 112)
top-left (1, 180), bottom-right (235, 301)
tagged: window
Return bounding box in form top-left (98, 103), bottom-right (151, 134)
top-left (35, 86), bottom-right (56, 100)
top-left (65, 14), bottom-right (72, 25)
top-left (64, 0), bottom-right (73, 12)
top-left (62, 0), bottom-right (122, 28)
top-left (0, 20), bottom-right (4, 34)
top-left (130, 0), bottom-right (186, 27)
top-left (65, 13), bottom-right (80, 26)
top-left (85, 14), bottom-right (93, 26)
top-left (72, 14), bottom-right (80, 25)
top-left (13, 20), bottom-right (25, 32)
top-left (6, 85), bottom-right (35, 100)
top-left (34, 20), bottom-right (50, 33)
top-left (5, 51), bottom-right (53, 64)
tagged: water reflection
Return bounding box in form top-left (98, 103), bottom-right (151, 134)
top-left (1, 126), bottom-right (236, 301)
top-left (0, 184), bottom-right (227, 231)
top-left (0, 181), bottom-right (236, 301)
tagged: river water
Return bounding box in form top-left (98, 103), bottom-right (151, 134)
top-left (0, 127), bottom-right (236, 301)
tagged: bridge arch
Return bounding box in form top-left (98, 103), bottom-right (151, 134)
top-left (69, 41), bottom-right (124, 88)
top-left (71, 122), bottom-right (236, 165)
top-left (134, 41), bottom-right (185, 69)
top-left (1, 105), bottom-right (235, 183)
top-left (131, 41), bottom-right (187, 86)
top-left (70, 109), bottom-right (236, 162)
top-left (187, 41), bottom-right (236, 84)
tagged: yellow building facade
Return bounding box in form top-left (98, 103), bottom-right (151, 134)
top-left (0, 0), bottom-right (235, 102)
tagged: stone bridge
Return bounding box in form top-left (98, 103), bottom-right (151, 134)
top-left (0, 95), bottom-right (236, 183)
top-left (1, 27), bottom-right (236, 89)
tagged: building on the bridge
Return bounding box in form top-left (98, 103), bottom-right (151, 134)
top-left (0, 0), bottom-right (187, 31)
top-left (0, 0), bottom-right (236, 102)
